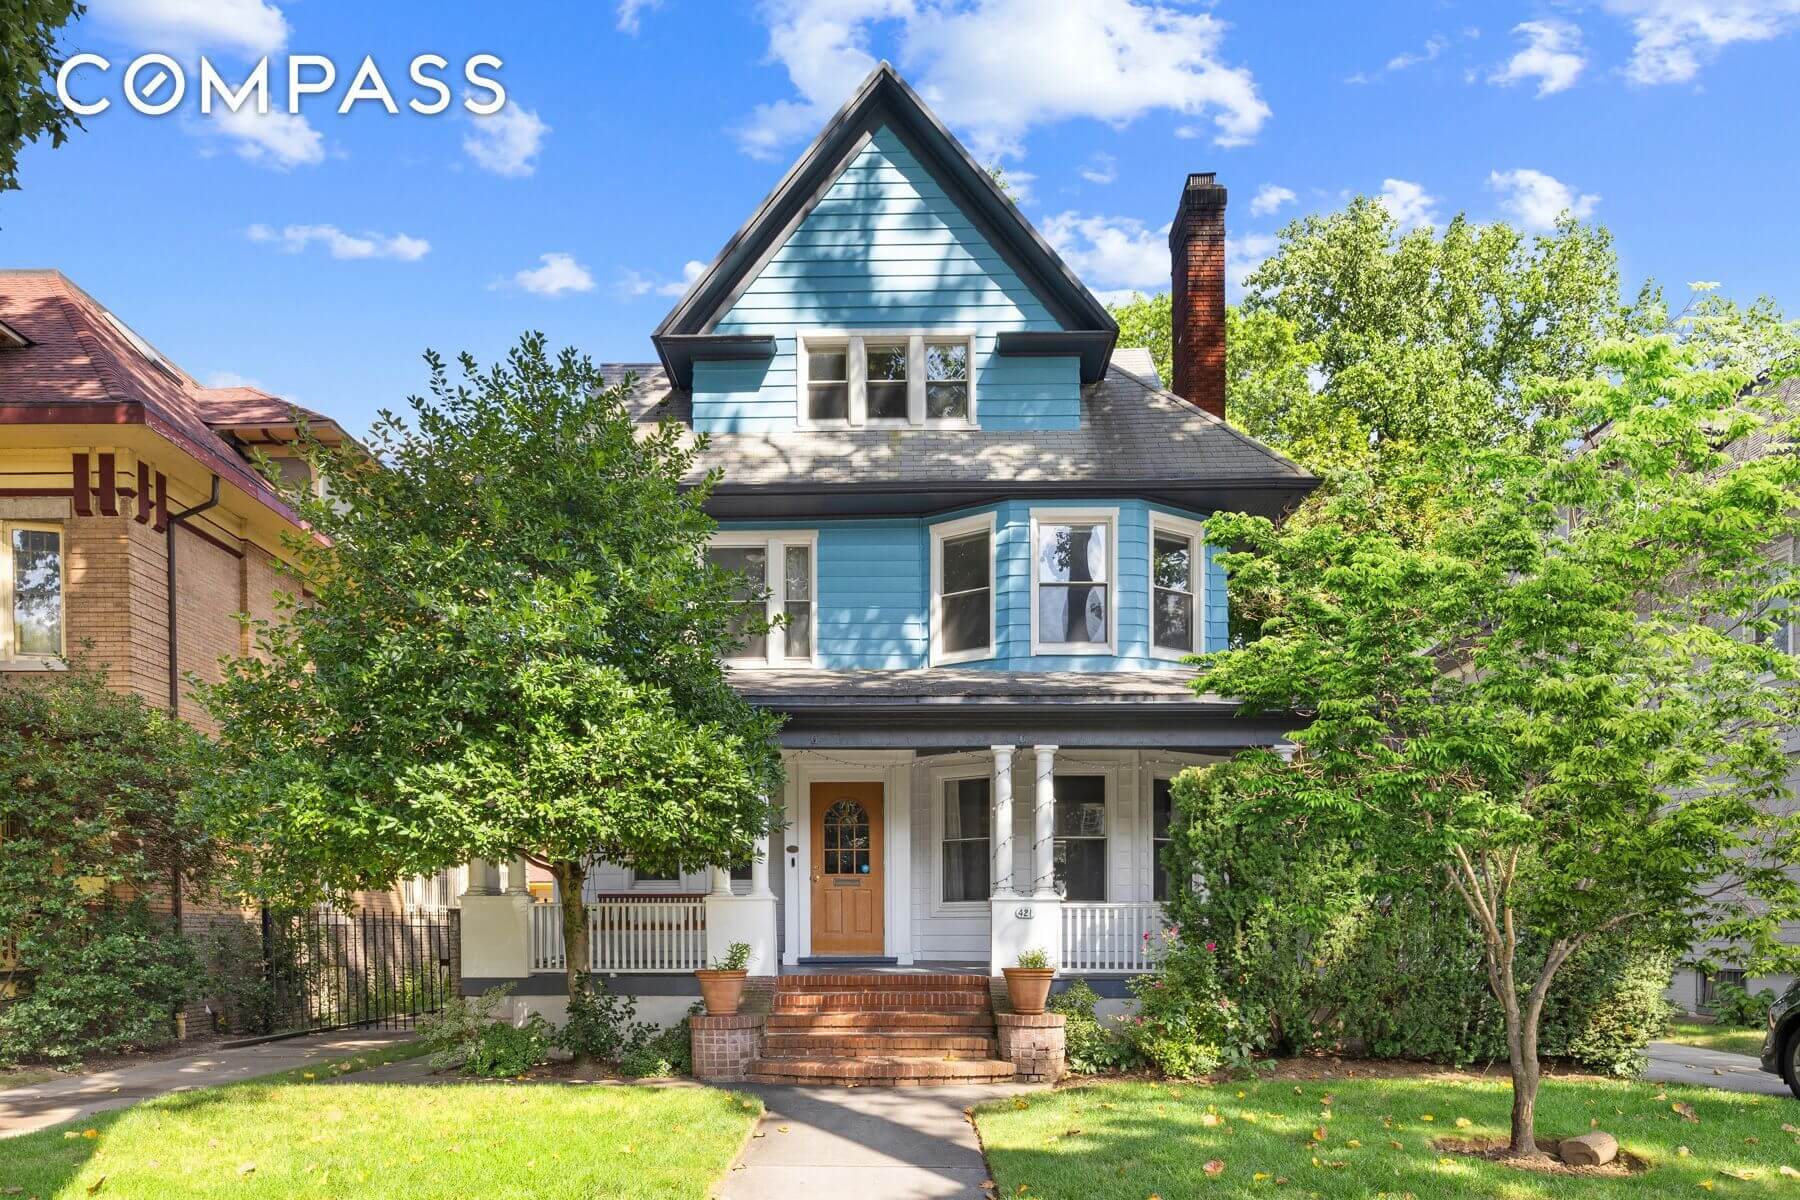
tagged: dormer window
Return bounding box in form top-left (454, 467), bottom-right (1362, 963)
top-left (798, 333), bottom-right (975, 428)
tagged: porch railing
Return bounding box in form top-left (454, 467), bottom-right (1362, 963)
top-left (1061, 901), bottom-right (1167, 973)
top-left (529, 898), bottom-right (706, 973)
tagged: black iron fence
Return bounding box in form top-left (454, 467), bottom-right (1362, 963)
top-left (257, 907), bottom-right (456, 1035)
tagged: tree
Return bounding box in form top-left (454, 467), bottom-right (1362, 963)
top-left (200, 335), bottom-right (785, 997)
top-left (1193, 336), bottom-right (1800, 1157)
top-left (1, 0), bottom-right (85, 194)
top-left (0, 662), bottom-right (213, 1062)
top-left (1107, 291), bottom-right (1171, 385)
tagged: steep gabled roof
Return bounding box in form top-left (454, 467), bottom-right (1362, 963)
top-left (652, 63), bottom-right (1116, 384)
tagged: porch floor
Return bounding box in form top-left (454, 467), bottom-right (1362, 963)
top-left (782, 961), bottom-right (987, 977)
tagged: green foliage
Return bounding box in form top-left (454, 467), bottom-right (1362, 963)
top-left (467, 1019), bottom-right (551, 1077)
top-left (1194, 335), bottom-right (1800, 1145)
top-left (711, 942), bottom-right (751, 972)
top-left (1047, 982), bottom-right (1143, 1075)
top-left (1123, 931), bottom-right (1241, 1077)
top-left (418, 985), bottom-right (518, 1071)
top-left (557, 973), bottom-right (654, 1064)
top-left (620, 1011), bottom-right (697, 1079)
top-left (200, 921), bottom-right (272, 1035)
top-left (0, 663), bottom-right (216, 1064)
top-left (1106, 291), bottom-right (1172, 385)
top-left (0, 0), bottom-right (85, 193)
top-left (1710, 982), bottom-right (1777, 1029)
top-left (0, 901), bottom-right (196, 1065)
top-left (198, 334), bottom-right (785, 994)
top-left (1014, 948), bottom-right (1050, 970)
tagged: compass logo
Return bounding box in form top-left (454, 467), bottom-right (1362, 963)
top-left (55, 52), bottom-right (507, 118)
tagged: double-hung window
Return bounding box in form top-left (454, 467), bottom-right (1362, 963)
top-left (930, 513), bottom-right (995, 664)
top-left (1052, 775), bottom-right (1107, 901)
top-left (1150, 515), bottom-right (1205, 659)
top-left (798, 333), bottom-right (975, 427)
top-left (706, 532), bottom-right (817, 667)
top-left (1030, 509), bottom-right (1115, 655)
top-left (941, 776), bottom-right (991, 904)
top-left (1, 522), bottom-right (63, 665)
top-left (1152, 778), bottom-right (1175, 902)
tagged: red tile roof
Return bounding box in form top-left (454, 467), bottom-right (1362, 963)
top-left (0, 270), bottom-right (342, 524)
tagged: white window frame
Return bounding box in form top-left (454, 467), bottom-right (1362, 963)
top-left (1, 520), bottom-right (66, 668)
top-left (1028, 507), bottom-right (1119, 657)
top-left (796, 331), bottom-right (977, 429)
top-left (708, 530), bottom-right (821, 668)
top-left (1148, 513), bottom-right (1207, 662)
top-left (1050, 770), bottom-right (1112, 903)
top-left (929, 760), bottom-right (994, 915)
top-left (929, 512), bottom-right (997, 666)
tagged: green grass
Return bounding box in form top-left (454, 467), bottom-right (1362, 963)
top-left (0, 1054), bottom-right (762, 1200)
top-left (1664, 1020), bottom-right (1769, 1059)
top-left (976, 1073), bottom-right (1800, 1198)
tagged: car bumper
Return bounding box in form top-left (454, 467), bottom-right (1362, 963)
top-left (1764, 1027), bottom-right (1782, 1074)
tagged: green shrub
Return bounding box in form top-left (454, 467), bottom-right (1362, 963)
top-left (1711, 981), bottom-right (1777, 1029)
top-left (711, 942), bottom-right (751, 971)
top-left (1048, 981), bottom-right (1142, 1075)
top-left (1015, 948), bottom-right (1051, 970)
top-left (558, 974), bottom-right (655, 1064)
top-left (0, 901), bottom-right (196, 1066)
top-left (466, 1019), bottom-right (551, 1077)
top-left (1122, 930), bottom-right (1242, 1077)
top-left (417, 984), bottom-right (548, 1075)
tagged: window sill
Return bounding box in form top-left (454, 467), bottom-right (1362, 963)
top-left (0, 657), bottom-right (67, 672)
top-left (1148, 646), bottom-right (1200, 663)
top-left (1031, 644), bottom-right (1116, 657)
top-left (932, 647), bottom-right (995, 667)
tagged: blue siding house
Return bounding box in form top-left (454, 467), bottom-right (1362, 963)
top-left (462, 66), bottom-right (1314, 1045)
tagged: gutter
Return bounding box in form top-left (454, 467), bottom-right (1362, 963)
top-left (165, 473), bottom-right (221, 714)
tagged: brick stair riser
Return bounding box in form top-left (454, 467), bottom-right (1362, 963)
top-left (763, 1034), bottom-right (996, 1055)
top-left (777, 974), bottom-right (988, 993)
top-left (766, 1012), bottom-right (994, 1030)
top-left (745, 1057), bottom-right (1016, 1084)
top-left (774, 992), bottom-right (990, 1013)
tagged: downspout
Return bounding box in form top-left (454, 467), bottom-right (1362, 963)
top-left (164, 473), bottom-right (220, 984)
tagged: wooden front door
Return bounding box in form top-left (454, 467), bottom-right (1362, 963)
top-left (809, 781), bottom-right (885, 956)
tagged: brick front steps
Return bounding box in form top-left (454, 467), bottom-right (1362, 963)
top-left (746, 972), bottom-right (1016, 1086)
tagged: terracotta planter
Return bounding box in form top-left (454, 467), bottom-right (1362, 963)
top-left (1003, 967), bottom-right (1055, 1015)
top-left (696, 968), bottom-right (749, 1015)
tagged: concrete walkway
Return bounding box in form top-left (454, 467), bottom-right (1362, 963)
top-left (1644, 1040), bottom-right (1791, 1098)
top-left (722, 1082), bottom-right (1039, 1200)
top-left (0, 1030), bottom-right (416, 1138)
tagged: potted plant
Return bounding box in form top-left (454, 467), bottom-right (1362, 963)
top-left (696, 941), bottom-right (752, 1015)
top-left (1003, 948), bottom-right (1055, 1014)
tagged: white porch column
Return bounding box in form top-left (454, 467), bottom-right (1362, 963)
top-left (458, 858), bottom-right (530, 984)
top-left (506, 855), bottom-right (532, 896)
top-left (990, 745), bottom-right (1015, 897)
top-left (1032, 745), bottom-right (1058, 898)
top-left (709, 865), bottom-right (734, 897)
top-left (750, 834), bottom-right (774, 898)
top-left (461, 858), bottom-right (498, 897)
top-left (705, 857), bottom-right (779, 976)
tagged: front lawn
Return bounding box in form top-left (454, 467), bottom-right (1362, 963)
top-left (0, 1067), bottom-right (760, 1199)
top-left (976, 1072), bottom-right (1800, 1198)
top-left (1664, 1020), bottom-right (1768, 1059)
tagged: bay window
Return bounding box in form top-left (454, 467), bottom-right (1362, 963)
top-left (930, 513), bottom-right (995, 664)
top-left (798, 332), bottom-right (976, 427)
top-left (706, 532), bottom-right (817, 667)
top-left (1030, 509), bottom-right (1115, 654)
top-left (2, 522), bottom-right (63, 664)
top-left (1150, 515), bottom-right (1205, 659)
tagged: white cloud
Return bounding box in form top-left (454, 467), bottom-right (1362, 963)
top-left (203, 106), bottom-right (325, 168)
top-left (1224, 233), bottom-right (1277, 301)
top-left (1488, 20), bottom-right (1586, 96)
top-left (616, 0), bottom-right (663, 33)
top-left (89, 0), bottom-right (288, 55)
top-left (1040, 211), bottom-right (1169, 292)
top-left (511, 253), bottom-right (596, 297)
top-left (1385, 35), bottom-right (1447, 71)
top-left (1249, 183), bottom-right (1296, 217)
top-left (463, 105), bottom-right (549, 177)
top-left (1079, 153), bottom-right (1118, 185)
top-left (1605, 0), bottom-right (1800, 84)
top-left (618, 259), bottom-right (706, 299)
top-left (1376, 178), bottom-right (1438, 231)
top-left (1487, 168), bottom-right (1600, 230)
top-left (737, 0), bottom-right (1270, 161)
top-left (247, 223), bottom-right (431, 261)
top-left (203, 369), bottom-right (266, 390)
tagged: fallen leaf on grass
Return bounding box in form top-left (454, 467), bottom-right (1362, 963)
top-left (1312, 1127), bottom-right (1328, 1142)
top-left (84, 1178), bottom-right (105, 1196)
top-left (1698, 1181), bottom-right (1714, 1191)
top-left (1200, 1113), bottom-right (1223, 1127)
top-left (1780, 1165), bottom-right (1799, 1178)
top-left (1419, 1114), bottom-right (1435, 1123)
top-left (1453, 1118), bottom-right (1471, 1129)
top-left (1204, 1160), bottom-right (1225, 1176)
top-left (237, 1164), bottom-right (256, 1176)
top-left (1254, 1172), bottom-right (1270, 1182)
top-left (1677, 1146), bottom-right (1691, 1157)
top-left (1673, 1102), bottom-right (1699, 1123)
top-left (1346, 1139), bottom-right (1361, 1148)
top-left (1389, 1140), bottom-right (1404, 1150)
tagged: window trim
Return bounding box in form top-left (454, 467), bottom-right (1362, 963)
top-left (1028, 507), bottom-right (1119, 657)
top-left (708, 530), bottom-right (821, 669)
top-left (929, 512), bottom-right (998, 666)
top-left (929, 760), bottom-right (994, 916)
top-left (1050, 771), bottom-right (1111, 902)
top-left (796, 331), bottom-right (977, 430)
top-left (1, 520), bottom-right (66, 668)
top-left (1148, 512), bottom-right (1207, 662)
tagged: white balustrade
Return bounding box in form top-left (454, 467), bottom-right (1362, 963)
top-left (1060, 902), bottom-right (1167, 973)
top-left (529, 898), bottom-right (707, 973)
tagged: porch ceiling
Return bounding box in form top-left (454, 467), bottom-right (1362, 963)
top-left (730, 668), bottom-right (1300, 751)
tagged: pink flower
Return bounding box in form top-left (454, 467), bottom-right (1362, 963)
top-left (1205, 941), bottom-right (1217, 952)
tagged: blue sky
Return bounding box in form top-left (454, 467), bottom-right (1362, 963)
top-left (8, 0), bottom-right (1797, 436)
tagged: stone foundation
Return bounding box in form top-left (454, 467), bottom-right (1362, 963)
top-left (692, 1012), bottom-right (766, 1081)
top-left (995, 1012), bottom-right (1066, 1083)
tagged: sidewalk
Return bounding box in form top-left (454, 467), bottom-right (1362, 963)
top-left (1644, 1040), bottom-right (1791, 1098)
top-left (0, 1030), bottom-right (417, 1138)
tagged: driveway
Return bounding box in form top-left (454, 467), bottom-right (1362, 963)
top-left (0, 1030), bottom-right (416, 1138)
top-left (1644, 1040), bottom-right (1791, 1098)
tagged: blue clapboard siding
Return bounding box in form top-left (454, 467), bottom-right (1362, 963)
top-left (695, 125), bottom-right (1081, 434)
top-left (718, 500), bottom-right (1226, 673)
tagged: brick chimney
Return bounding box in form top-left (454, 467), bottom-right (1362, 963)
top-left (1169, 172), bottom-right (1227, 419)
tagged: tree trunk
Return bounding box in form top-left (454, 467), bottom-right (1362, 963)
top-left (1507, 1016), bottom-right (1543, 1156)
top-left (551, 860), bottom-right (588, 999)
